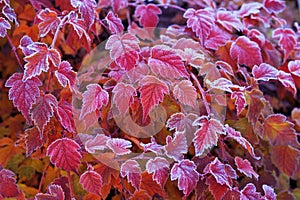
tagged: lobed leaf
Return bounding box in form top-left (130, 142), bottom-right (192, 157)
top-left (272, 28), bottom-right (297, 61)
top-left (35, 184), bottom-right (64, 200)
top-left (80, 170), bottom-right (102, 196)
top-left (252, 63), bottom-right (279, 81)
top-left (5, 73), bottom-right (42, 123)
top-left (170, 159), bottom-right (199, 197)
top-left (183, 8), bottom-right (214, 45)
top-left (234, 157), bottom-right (259, 179)
top-left (47, 138), bottom-right (82, 171)
top-left (112, 82), bottom-right (137, 116)
top-left (240, 183), bottom-right (263, 200)
top-left (79, 84), bottom-right (109, 120)
top-left (134, 4), bottom-right (162, 27)
top-left (70, 0), bottom-right (97, 29)
top-left (164, 132), bottom-right (187, 161)
top-left (173, 80), bottom-right (197, 107)
top-left (31, 93), bottom-right (58, 137)
top-left (193, 116), bottom-right (224, 156)
top-left (120, 159), bottom-right (142, 190)
top-left (230, 36), bottom-right (262, 66)
top-left (105, 11), bottom-right (124, 34)
top-left (0, 17), bottom-right (11, 37)
top-left (106, 33), bottom-right (140, 71)
top-left (106, 138), bottom-right (132, 155)
top-left (54, 61), bottom-right (77, 92)
top-left (139, 75), bottom-right (169, 121)
top-left (146, 157), bottom-right (169, 188)
top-left (36, 8), bottom-right (61, 37)
top-left (148, 45), bottom-right (189, 79)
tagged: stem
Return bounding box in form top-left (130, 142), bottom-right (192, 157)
top-left (6, 34), bottom-right (24, 71)
top-left (51, 16), bottom-right (68, 48)
top-left (97, 19), bottom-right (109, 31)
top-left (38, 162), bottom-right (50, 192)
top-left (157, 4), bottom-right (186, 12)
top-left (126, 8), bottom-right (131, 26)
top-left (45, 71), bottom-right (52, 93)
top-left (67, 171), bottom-right (75, 199)
top-left (190, 72), bottom-right (211, 115)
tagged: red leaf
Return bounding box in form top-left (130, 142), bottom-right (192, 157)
top-left (252, 63), bottom-right (278, 81)
top-left (105, 11), bottom-right (124, 34)
top-left (230, 36), bottom-right (262, 66)
top-left (57, 100), bottom-right (76, 133)
top-left (23, 41), bottom-right (61, 81)
top-left (272, 28), bottom-right (297, 61)
top-left (84, 134), bottom-right (109, 153)
top-left (193, 116), bottom-right (224, 156)
top-left (120, 159), bottom-right (142, 190)
top-left (66, 12), bottom-right (91, 43)
top-left (80, 170), bottom-right (102, 196)
top-left (35, 184), bottom-right (65, 200)
top-left (0, 168), bottom-right (20, 198)
top-left (208, 78), bottom-right (235, 93)
top-left (164, 132), bottom-right (187, 161)
top-left (5, 73), bottom-right (42, 123)
top-left (271, 145), bottom-right (300, 176)
top-left (47, 138), bottom-right (82, 171)
top-left (54, 61), bottom-right (77, 92)
top-left (106, 138), bottom-right (132, 155)
top-left (263, 184), bottom-right (277, 200)
top-left (217, 10), bottom-right (243, 32)
top-left (146, 157), bottom-right (169, 188)
top-left (106, 33), bottom-right (140, 71)
top-left (25, 127), bottom-right (45, 156)
top-left (0, 17), bottom-right (10, 37)
top-left (234, 157), bottom-right (259, 179)
top-left (112, 82), bottom-right (137, 116)
top-left (263, 0), bottom-right (286, 14)
top-left (205, 25), bottom-right (232, 50)
top-left (288, 60), bottom-right (300, 77)
top-left (134, 4), bottom-right (162, 27)
top-left (170, 159), bottom-right (199, 197)
top-left (36, 8), bottom-right (61, 37)
top-left (31, 93), bottom-right (58, 136)
top-left (231, 91), bottom-right (246, 115)
top-left (19, 35), bottom-right (34, 56)
top-left (225, 125), bottom-right (260, 159)
top-left (173, 80), bottom-right (197, 107)
top-left (148, 45), bottom-right (189, 79)
top-left (139, 75), bottom-right (169, 121)
top-left (247, 29), bottom-right (266, 47)
top-left (206, 176), bottom-right (229, 200)
top-left (79, 84), bottom-right (109, 120)
top-left (167, 112), bottom-right (198, 132)
top-left (183, 8), bottom-right (214, 45)
top-left (70, 0), bottom-right (97, 29)
top-left (204, 157), bottom-right (236, 188)
top-left (2, 5), bottom-right (18, 25)
top-left (140, 137), bottom-right (163, 155)
top-left (277, 70), bottom-right (297, 96)
top-left (238, 2), bottom-right (263, 17)
top-left (263, 114), bottom-right (299, 146)
top-left (240, 183), bottom-right (263, 200)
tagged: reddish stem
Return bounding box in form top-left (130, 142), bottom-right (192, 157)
top-left (45, 71), bottom-right (52, 93)
top-left (38, 162), bottom-right (50, 192)
top-left (67, 171), bottom-right (75, 199)
top-left (6, 34), bottom-right (24, 71)
top-left (190, 72), bottom-right (211, 115)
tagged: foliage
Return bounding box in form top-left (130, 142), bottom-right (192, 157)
top-left (0, 0), bottom-right (300, 199)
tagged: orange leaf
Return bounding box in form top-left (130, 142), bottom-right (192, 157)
top-left (271, 145), bottom-right (300, 177)
top-left (263, 114), bottom-right (299, 146)
top-left (0, 138), bottom-right (23, 166)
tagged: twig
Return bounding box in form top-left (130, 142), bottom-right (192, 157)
top-left (67, 171), bottom-right (75, 199)
top-left (6, 34), bottom-right (24, 71)
top-left (190, 72), bottom-right (211, 115)
top-left (38, 162), bottom-right (50, 192)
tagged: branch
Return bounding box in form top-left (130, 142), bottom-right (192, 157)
top-left (6, 34), bottom-right (24, 71)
